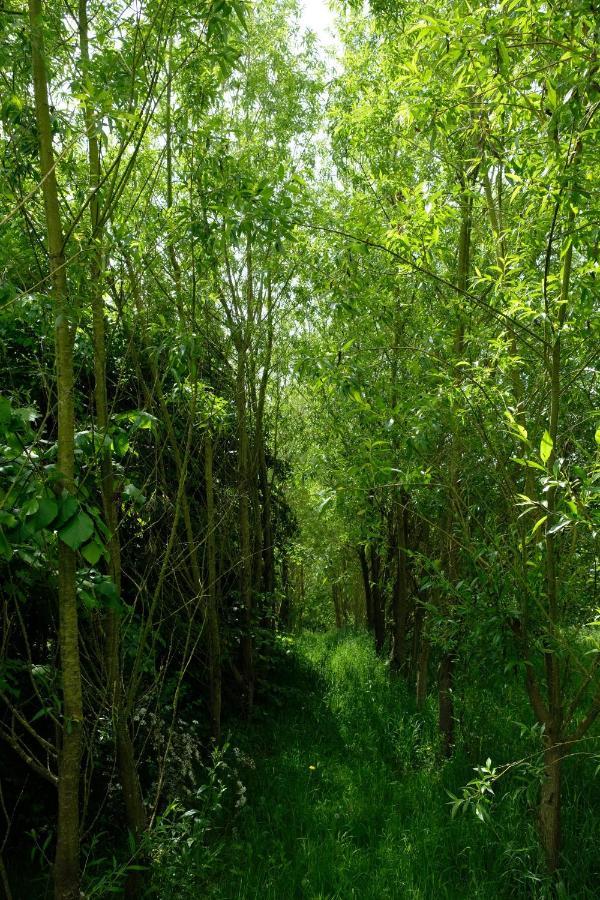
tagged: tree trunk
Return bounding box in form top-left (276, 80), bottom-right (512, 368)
top-left (436, 179), bottom-right (472, 755)
top-left (259, 439), bottom-right (275, 597)
top-left (0, 854), bottom-right (12, 900)
top-left (279, 555), bottom-right (291, 628)
top-left (332, 583), bottom-right (343, 629)
top-left (414, 605), bottom-right (429, 708)
top-left (438, 652), bottom-right (454, 757)
top-left (539, 742), bottom-right (562, 873)
top-left (29, 2), bottom-right (83, 896)
top-left (391, 499), bottom-right (409, 671)
top-left (369, 545), bottom-right (385, 655)
top-left (535, 162), bottom-right (576, 873)
top-left (416, 637), bottom-right (430, 709)
top-left (236, 348), bottom-right (254, 713)
top-left (77, 0), bottom-right (146, 866)
top-left (204, 433), bottom-right (222, 741)
top-left (358, 545), bottom-right (373, 632)
top-left (116, 721), bottom-right (147, 840)
top-left (297, 561), bottom-right (305, 630)
top-left (165, 40), bottom-right (185, 322)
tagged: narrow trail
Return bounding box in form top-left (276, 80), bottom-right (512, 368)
top-left (204, 632), bottom-right (517, 900)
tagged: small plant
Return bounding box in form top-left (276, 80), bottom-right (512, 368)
top-left (146, 739), bottom-right (250, 898)
top-left (448, 758), bottom-right (498, 824)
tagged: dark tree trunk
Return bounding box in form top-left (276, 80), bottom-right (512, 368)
top-left (413, 605), bottom-right (430, 708)
top-left (358, 545), bottom-right (374, 631)
top-left (369, 545), bottom-right (385, 655)
top-left (438, 652), bottom-right (455, 756)
top-left (332, 584), bottom-right (343, 629)
top-left (205, 433), bottom-right (222, 741)
top-left (539, 741), bottom-right (562, 873)
top-left (391, 499), bottom-right (410, 672)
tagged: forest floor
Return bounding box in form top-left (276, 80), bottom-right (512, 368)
top-left (200, 630), bottom-right (557, 900)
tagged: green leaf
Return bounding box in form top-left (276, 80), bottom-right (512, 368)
top-left (81, 540), bottom-right (103, 565)
top-left (531, 515), bottom-right (547, 536)
top-left (132, 411), bottom-right (158, 431)
top-left (512, 457), bottom-right (546, 472)
top-left (595, 426), bottom-right (600, 446)
top-left (58, 512), bottom-right (94, 550)
top-left (545, 80), bottom-right (557, 110)
top-left (21, 497), bottom-right (39, 517)
top-left (113, 432), bottom-right (130, 456)
top-left (0, 510), bottom-right (18, 529)
top-left (34, 497), bottom-right (58, 530)
top-left (540, 431), bottom-right (553, 465)
top-left (94, 578), bottom-right (121, 608)
top-left (547, 516), bottom-right (570, 536)
top-left (55, 495), bottom-right (78, 528)
top-left (0, 395), bottom-right (12, 424)
top-left (123, 483), bottom-right (146, 506)
top-left (498, 39), bottom-right (510, 71)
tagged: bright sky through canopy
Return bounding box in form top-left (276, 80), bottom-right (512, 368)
top-left (300, 0), bottom-right (336, 43)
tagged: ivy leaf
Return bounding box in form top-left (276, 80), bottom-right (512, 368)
top-left (58, 512), bottom-right (94, 550)
top-left (540, 431), bottom-right (553, 465)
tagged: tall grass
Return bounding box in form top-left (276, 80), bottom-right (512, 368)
top-left (150, 630), bottom-right (600, 898)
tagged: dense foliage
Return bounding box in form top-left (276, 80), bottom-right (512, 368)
top-left (0, 0), bottom-right (598, 897)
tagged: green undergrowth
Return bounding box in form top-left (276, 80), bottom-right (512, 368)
top-left (150, 630), bottom-right (600, 899)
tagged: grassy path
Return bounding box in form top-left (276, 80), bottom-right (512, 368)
top-left (202, 631), bottom-right (522, 899)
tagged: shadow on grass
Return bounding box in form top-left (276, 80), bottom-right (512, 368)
top-left (205, 631), bottom-right (539, 900)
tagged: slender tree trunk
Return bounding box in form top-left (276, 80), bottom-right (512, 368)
top-left (279, 555), bottom-right (291, 628)
top-left (259, 438), bottom-right (275, 596)
top-left (438, 652), bottom-right (454, 756)
top-left (236, 347), bottom-right (254, 713)
top-left (416, 636), bottom-right (430, 709)
top-left (204, 433), bottom-right (222, 741)
top-left (165, 40), bottom-right (185, 322)
top-left (437, 180), bottom-right (472, 756)
top-left (540, 741), bottom-right (562, 873)
top-left (77, 0), bottom-right (146, 863)
top-left (0, 854), bottom-right (12, 900)
top-left (249, 438), bottom-right (264, 598)
top-left (391, 498), bottom-right (409, 671)
top-left (369, 545), bottom-right (385, 655)
top-left (358, 545), bottom-right (373, 632)
top-left (29, 2), bottom-right (83, 896)
top-left (257, 288), bottom-right (275, 599)
top-left (535, 187), bottom-right (575, 873)
top-left (332, 583), bottom-right (343, 629)
top-left (413, 603), bottom-right (429, 708)
top-left (297, 561), bottom-right (305, 630)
